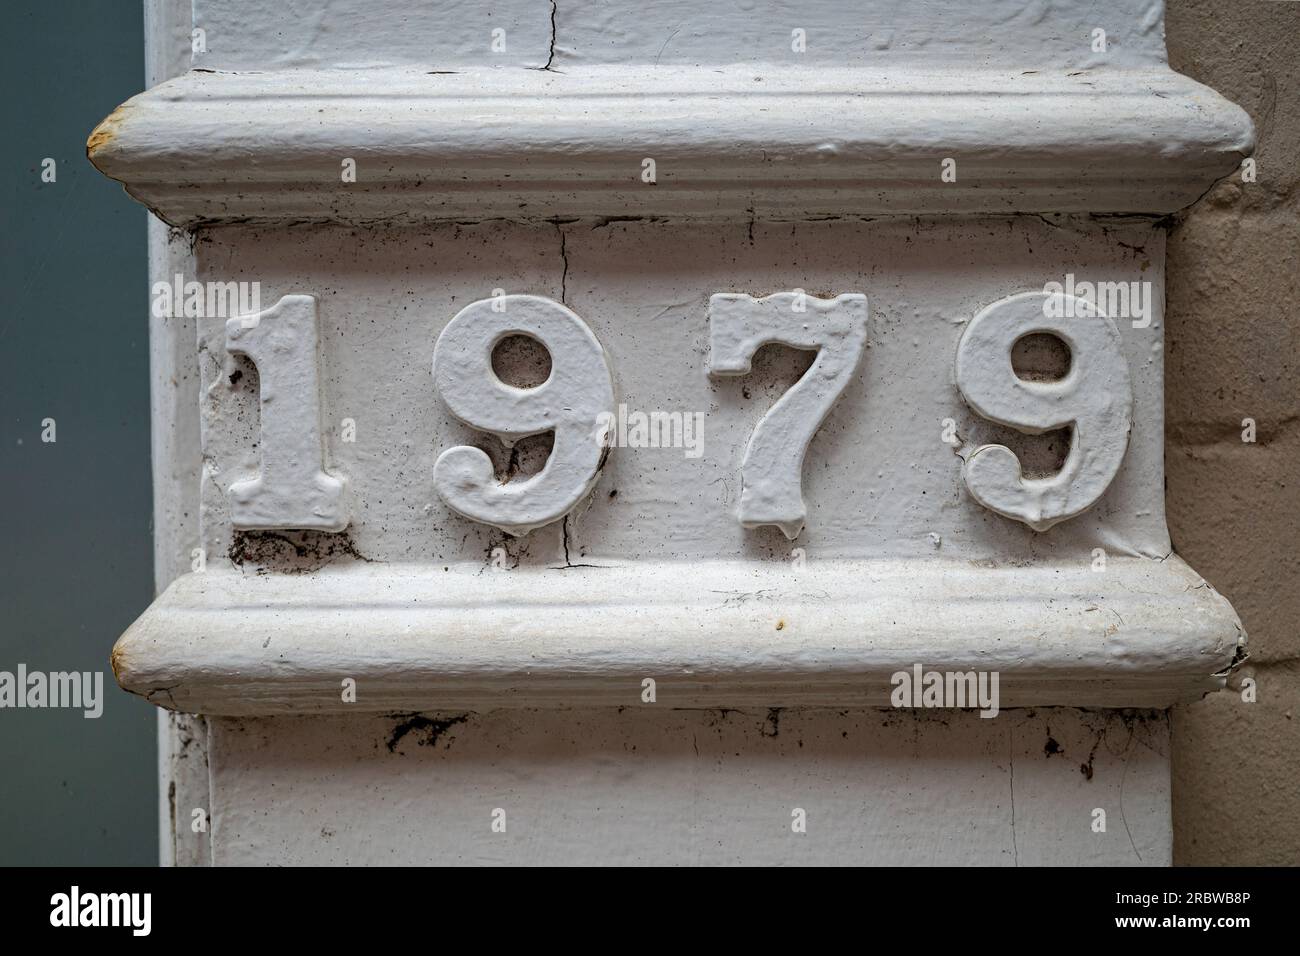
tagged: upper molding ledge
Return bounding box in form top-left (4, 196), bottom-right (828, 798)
top-left (87, 66), bottom-right (1252, 226)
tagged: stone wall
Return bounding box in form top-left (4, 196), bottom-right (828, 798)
top-left (1166, 0), bottom-right (1300, 865)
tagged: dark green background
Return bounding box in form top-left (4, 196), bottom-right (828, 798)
top-left (1, 1), bottom-right (156, 864)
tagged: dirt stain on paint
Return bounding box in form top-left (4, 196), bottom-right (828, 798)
top-left (386, 713), bottom-right (470, 753)
top-left (762, 707), bottom-right (782, 738)
top-left (228, 529), bottom-right (373, 573)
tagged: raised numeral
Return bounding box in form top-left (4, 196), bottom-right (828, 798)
top-left (225, 294), bottom-right (349, 531)
top-left (432, 294), bottom-right (615, 536)
top-left (954, 290), bottom-right (1132, 531)
top-left (708, 292), bottom-right (869, 539)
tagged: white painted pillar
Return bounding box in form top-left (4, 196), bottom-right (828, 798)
top-left (99, 0), bottom-right (1250, 865)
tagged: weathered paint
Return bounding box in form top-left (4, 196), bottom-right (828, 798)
top-left (206, 708), bottom-right (1172, 866)
top-left (105, 0), bottom-right (1253, 866)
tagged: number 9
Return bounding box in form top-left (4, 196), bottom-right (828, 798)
top-left (432, 294), bottom-right (615, 536)
top-left (954, 290), bottom-right (1133, 531)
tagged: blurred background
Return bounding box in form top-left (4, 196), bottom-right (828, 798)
top-left (0, 1), bottom-right (155, 865)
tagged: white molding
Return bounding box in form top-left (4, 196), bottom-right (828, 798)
top-left (87, 66), bottom-right (1252, 226)
top-left (112, 555), bottom-right (1243, 715)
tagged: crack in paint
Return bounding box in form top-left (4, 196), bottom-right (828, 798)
top-left (544, 0), bottom-right (558, 71)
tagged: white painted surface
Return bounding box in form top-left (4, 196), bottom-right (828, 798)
top-left (105, 0), bottom-right (1255, 865)
top-left (192, 0), bottom-right (554, 71)
top-left (180, 219), bottom-right (1175, 564)
top-left (110, 215), bottom-right (1245, 716)
top-left (708, 292), bottom-right (869, 538)
top-left (144, 0), bottom-right (208, 867)
top-left (114, 556), bottom-right (1240, 715)
top-left (956, 291), bottom-right (1133, 531)
top-left (87, 67), bottom-right (1251, 226)
top-left (433, 295), bottom-right (615, 535)
top-left (206, 708), bottom-right (1171, 866)
top-left (191, 0), bottom-right (1171, 72)
top-left (225, 295), bottom-right (349, 531)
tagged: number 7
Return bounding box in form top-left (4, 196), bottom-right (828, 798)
top-left (708, 292), bottom-right (868, 539)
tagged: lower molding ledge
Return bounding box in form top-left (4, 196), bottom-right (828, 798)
top-left (112, 556), bottom-right (1244, 715)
